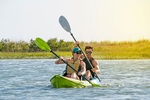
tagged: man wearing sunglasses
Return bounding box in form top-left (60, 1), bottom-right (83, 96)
top-left (72, 41), bottom-right (100, 80)
top-left (55, 48), bottom-right (86, 80)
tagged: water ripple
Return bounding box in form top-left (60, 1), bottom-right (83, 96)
top-left (0, 59), bottom-right (150, 99)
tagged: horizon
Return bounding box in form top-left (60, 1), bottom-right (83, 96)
top-left (1, 38), bottom-right (150, 43)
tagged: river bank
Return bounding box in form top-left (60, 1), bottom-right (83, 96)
top-left (1, 39), bottom-right (150, 59)
top-left (0, 51), bottom-right (150, 59)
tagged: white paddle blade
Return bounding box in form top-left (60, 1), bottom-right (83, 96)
top-left (59, 16), bottom-right (71, 32)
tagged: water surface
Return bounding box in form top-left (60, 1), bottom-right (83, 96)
top-left (0, 59), bottom-right (150, 100)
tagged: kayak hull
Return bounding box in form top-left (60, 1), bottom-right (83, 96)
top-left (50, 75), bottom-right (100, 88)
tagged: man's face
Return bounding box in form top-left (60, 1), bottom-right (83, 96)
top-left (85, 49), bottom-right (93, 57)
top-left (73, 51), bottom-right (82, 58)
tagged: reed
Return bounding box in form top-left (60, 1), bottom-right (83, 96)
top-left (0, 51), bottom-right (150, 59)
top-left (0, 39), bottom-right (150, 59)
top-left (0, 52), bottom-right (72, 59)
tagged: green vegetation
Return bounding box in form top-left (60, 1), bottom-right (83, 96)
top-left (0, 38), bottom-right (150, 59)
top-left (0, 52), bottom-right (72, 59)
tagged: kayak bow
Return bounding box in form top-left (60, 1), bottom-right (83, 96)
top-left (50, 75), bottom-right (100, 88)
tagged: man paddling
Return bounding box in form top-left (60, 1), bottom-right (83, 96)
top-left (55, 48), bottom-right (86, 80)
top-left (72, 41), bottom-right (100, 80)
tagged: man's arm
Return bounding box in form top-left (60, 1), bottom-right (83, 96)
top-left (91, 59), bottom-right (100, 74)
top-left (71, 41), bottom-right (79, 52)
top-left (55, 57), bottom-right (70, 64)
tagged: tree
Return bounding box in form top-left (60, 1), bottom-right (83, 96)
top-left (28, 39), bottom-right (41, 52)
top-left (47, 38), bottom-right (59, 51)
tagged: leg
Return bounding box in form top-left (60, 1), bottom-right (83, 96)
top-left (71, 73), bottom-right (80, 80)
top-left (85, 70), bottom-right (92, 80)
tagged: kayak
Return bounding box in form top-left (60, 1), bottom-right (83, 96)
top-left (50, 75), bottom-right (100, 88)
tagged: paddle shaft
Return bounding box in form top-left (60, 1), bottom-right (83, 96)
top-left (70, 32), bottom-right (101, 82)
top-left (51, 50), bottom-right (91, 83)
top-left (59, 16), bottom-right (101, 84)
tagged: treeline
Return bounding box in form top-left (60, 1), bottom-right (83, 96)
top-left (1, 38), bottom-right (150, 59)
top-left (0, 38), bottom-right (74, 52)
top-left (1, 38), bottom-right (150, 53)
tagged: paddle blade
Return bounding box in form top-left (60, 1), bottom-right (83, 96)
top-left (35, 38), bottom-right (51, 51)
top-left (90, 82), bottom-right (101, 87)
top-left (59, 16), bottom-right (71, 32)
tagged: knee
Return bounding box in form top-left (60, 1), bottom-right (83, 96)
top-left (85, 70), bottom-right (91, 75)
top-left (86, 70), bottom-right (90, 74)
top-left (71, 73), bottom-right (76, 77)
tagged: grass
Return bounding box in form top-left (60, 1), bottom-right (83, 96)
top-left (0, 39), bottom-right (150, 59)
top-left (0, 52), bottom-right (72, 59)
top-left (93, 51), bottom-right (150, 59)
top-left (0, 51), bottom-right (150, 59)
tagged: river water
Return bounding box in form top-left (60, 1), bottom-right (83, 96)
top-left (0, 59), bottom-right (150, 100)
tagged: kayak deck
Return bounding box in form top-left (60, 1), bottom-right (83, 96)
top-left (50, 75), bottom-right (100, 88)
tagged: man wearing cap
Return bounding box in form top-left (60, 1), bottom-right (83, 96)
top-left (55, 48), bottom-right (86, 80)
top-left (72, 41), bottom-right (100, 80)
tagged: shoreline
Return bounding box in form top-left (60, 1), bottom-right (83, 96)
top-left (0, 52), bottom-right (150, 59)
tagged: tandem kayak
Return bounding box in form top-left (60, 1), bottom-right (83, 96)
top-left (50, 75), bottom-right (100, 88)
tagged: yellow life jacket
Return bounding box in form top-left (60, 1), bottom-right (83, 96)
top-left (67, 59), bottom-right (81, 74)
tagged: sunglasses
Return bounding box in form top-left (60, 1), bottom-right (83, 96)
top-left (74, 51), bottom-right (82, 54)
top-left (86, 51), bottom-right (92, 54)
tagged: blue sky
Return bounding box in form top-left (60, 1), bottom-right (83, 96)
top-left (0, 0), bottom-right (150, 42)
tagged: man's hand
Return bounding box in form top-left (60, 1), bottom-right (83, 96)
top-left (75, 41), bottom-right (80, 46)
top-left (59, 57), bottom-right (63, 61)
top-left (91, 68), bottom-right (96, 73)
top-left (77, 72), bottom-right (82, 76)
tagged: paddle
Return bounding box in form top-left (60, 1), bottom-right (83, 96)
top-left (59, 16), bottom-right (101, 82)
top-left (35, 37), bottom-right (101, 87)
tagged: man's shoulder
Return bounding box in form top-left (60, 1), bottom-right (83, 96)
top-left (92, 58), bottom-right (98, 64)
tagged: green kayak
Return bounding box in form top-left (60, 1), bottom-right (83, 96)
top-left (50, 75), bottom-right (100, 88)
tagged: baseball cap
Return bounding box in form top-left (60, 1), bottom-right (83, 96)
top-left (72, 48), bottom-right (81, 53)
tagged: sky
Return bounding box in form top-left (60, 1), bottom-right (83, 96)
top-left (0, 0), bottom-right (150, 42)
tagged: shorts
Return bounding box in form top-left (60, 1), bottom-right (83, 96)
top-left (65, 75), bottom-right (71, 78)
top-left (82, 75), bottom-right (93, 80)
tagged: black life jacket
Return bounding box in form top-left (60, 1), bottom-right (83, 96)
top-left (83, 57), bottom-right (95, 78)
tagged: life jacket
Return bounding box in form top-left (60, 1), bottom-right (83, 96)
top-left (66, 58), bottom-right (81, 75)
top-left (83, 57), bottom-right (95, 78)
